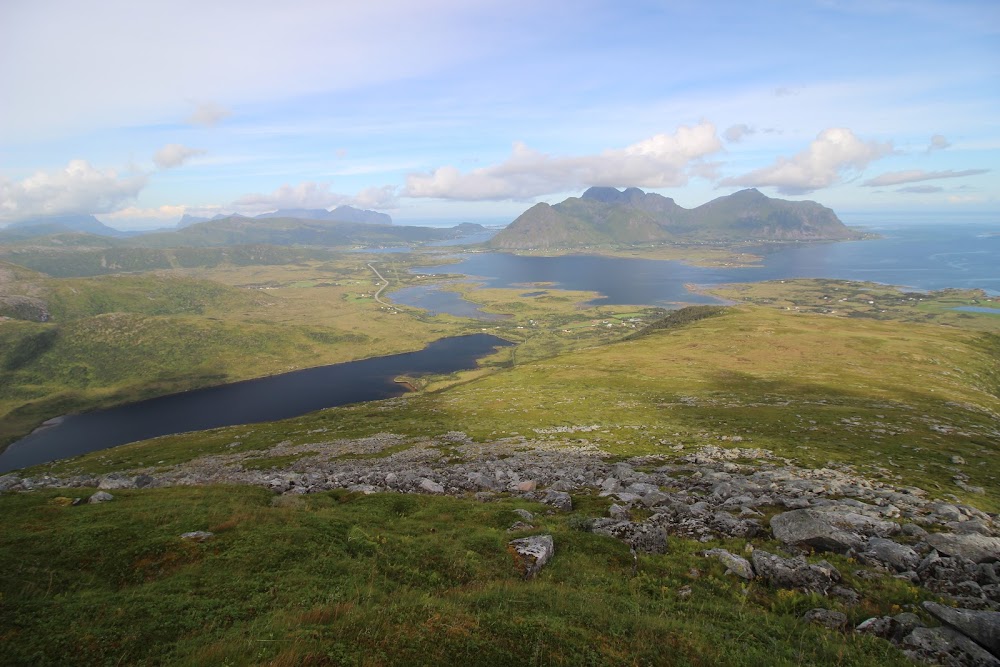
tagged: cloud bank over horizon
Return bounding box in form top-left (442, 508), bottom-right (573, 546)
top-left (1, 0), bottom-right (995, 227)
top-left (404, 123), bottom-right (723, 201)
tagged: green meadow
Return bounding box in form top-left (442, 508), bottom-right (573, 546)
top-left (2, 254), bottom-right (999, 665)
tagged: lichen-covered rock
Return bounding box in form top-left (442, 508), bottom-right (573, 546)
top-left (860, 537), bottom-right (920, 572)
top-left (770, 508), bottom-right (898, 554)
top-left (592, 519), bottom-right (669, 554)
top-left (751, 549), bottom-right (841, 594)
top-left (923, 601), bottom-right (1000, 657)
top-left (703, 548), bottom-right (754, 580)
top-left (87, 491), bottom-right (114, 504)
top-left (418, 478), bottom-right (445, 494)
top-left (508, 534), bottom-right (554, 579)
top-left (902, 626), bottom-right (1000, 667)
top-left (927, 533), bottom-right (1000, 564)
top-left (802, 608), bottom-right (849, 631)
top-left (542, 490), bottom-right (572, 512)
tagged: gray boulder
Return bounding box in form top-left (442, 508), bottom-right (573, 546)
top-left (180, 531), bottom-right (215, 542)
top-left (703, 548), bottom-right (755, 580)
top-left (418, 478), bottom-right (445, 494)
top-left (861, 537), bottom-right (920, 572)
top-left (751, 549), bottom-right (841, 594)
top-left (770, 509), bottom-right (865, 553)
top-left (902, 626), bottom-right (1000, 667)
top-left (802, 608), bottom-right (849, 631)
top-left (512, 508), bottom-right (535, 522)
top-left (508, 534), bottom-right (554, 579)
top-left (543, 490), bottom-right (572, 512)
top-left (592, 519), bottom-right (669, 554)
top-left (928, 533), bottom-right (1000, 564)
top-left (87, 491), bottom-right (114, 504)
top-left (923, 601), bottom-right (1000, 657)
top-left (98, 474), bottom-right (133, 490)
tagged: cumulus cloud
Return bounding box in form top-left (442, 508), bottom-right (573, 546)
top-left (187, 102), bottom-right (231, 127)
top-left (719, 128), bottom-right (893, 194)
top-left (0, 159), bottom-right (147, 222)
top-left (897, 185), bottom-right (944, 194)
top-left (404, 122), bottom-right (723, 200)
top-left (927, 134), bottom-right (950, 152)
top-left (233, 181), bottom-right (397, 215)
top-left (862, 168), bottom-right (989, 187)
top-left (724, 124), bottom-right (755, 143)
top-left (153, 143), bottom-right (206, 169)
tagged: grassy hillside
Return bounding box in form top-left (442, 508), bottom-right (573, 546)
top-left (0, 486), bottom-right (915, 667)
top-left (35, 298), bottom-right (1000, 511)
top-left (0, 259), bottom-right (472, 449)
top-left (3, 280), bottom-right (998, 666)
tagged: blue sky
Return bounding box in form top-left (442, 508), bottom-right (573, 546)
top-left (1, 0), bottom-right (997, 229)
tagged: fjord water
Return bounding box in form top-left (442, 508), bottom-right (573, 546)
top-left (401, 223), bottom-right (999, 311)
top-left (0, 334), bottom-right (511, 473)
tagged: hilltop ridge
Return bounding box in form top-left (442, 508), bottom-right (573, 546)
top-left (489, 187), bottom-right (860, 249)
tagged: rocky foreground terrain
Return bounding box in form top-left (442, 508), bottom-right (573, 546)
top-left (3, 433), bottom-right (998, 666)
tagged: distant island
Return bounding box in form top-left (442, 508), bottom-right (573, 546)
top-left (489, 187), bottom-right (861, 250)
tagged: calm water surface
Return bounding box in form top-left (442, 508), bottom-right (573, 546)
top-left (398, 223), bottom-right (999, 313)
top-left (0, 334), bottom-right (511, 472)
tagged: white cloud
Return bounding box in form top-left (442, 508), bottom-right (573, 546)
top-left (862, 168), bottom-right (990, 187)
top-left (720, 128), bottom-right (893, 194)
top-left (897, 185), bottom-right (944, 194)
top-left (0, 160), bottom-right (147, 222)
top-left (404, 122), bottom-right (723, 200)
top-left (724, 124), bottom-right (754, 143)
top-left (153, 143), bottom-right (206, 169)
top-left (232, 181), bottom-right (397, 215)
top-left (100, 204), bottom-right (188, 222)
top-left (187, 102), bottom-right (231, 127)
top-left (927, 134), bottom-right (950, 152)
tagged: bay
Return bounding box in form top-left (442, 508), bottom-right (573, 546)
top-left (397, 223), bottom-right (999, 313)
top-left (0, 334), bottom-right (511, 473)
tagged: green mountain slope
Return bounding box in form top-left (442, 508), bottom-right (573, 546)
top-left (490, 187), bottom-right (860, 249)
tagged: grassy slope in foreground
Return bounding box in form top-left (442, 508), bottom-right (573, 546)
top-left (3, 296), bottom-right (999, 665)
top-left (1, 486), bottom-right (915, 667)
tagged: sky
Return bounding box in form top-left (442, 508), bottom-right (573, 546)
top-left (0, 0), bottom-right (997, 229)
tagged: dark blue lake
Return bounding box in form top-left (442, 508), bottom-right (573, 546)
top-left (399, 223), bottom-right (999, 312)
top-left (0, 334), bottom-right (511, 473)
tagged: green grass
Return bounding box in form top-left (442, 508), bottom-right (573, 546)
top-left (35, 300), bottom-right (1000, 513)
top-left (0, 486), bottom-right (915, 666)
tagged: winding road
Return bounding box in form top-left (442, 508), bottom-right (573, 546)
top-left (367, 263), bottom-right (390, 306)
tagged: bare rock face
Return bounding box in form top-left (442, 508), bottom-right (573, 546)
top-left (927, 533), bottom-right (1000, 564)
top-left (87, 491), bottom-right (114, 504)
top-left (923, 601), bottom-right (1000, 657)
top-left (508, 535), bottom-right (555, 579)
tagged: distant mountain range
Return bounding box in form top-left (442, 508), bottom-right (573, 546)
top-left (0, 207), bottom-right (482, 253)
top-left (178, 205), bottom-right (392, 228)
top-left (489, 187), bottom-right (861, 249)
top-left (4, 214), bottom-right (136, 239)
